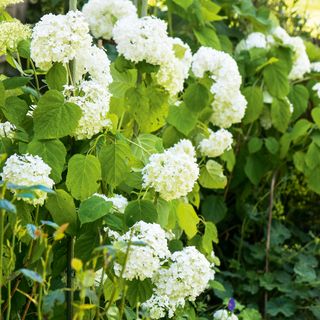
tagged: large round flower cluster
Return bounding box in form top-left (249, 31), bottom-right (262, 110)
top-left (199, 128), bottom-right (233, 158)
top-left (1, 154), bottom-right (54, 205)
top-left (94, 193), bottom-right (128, 213)
top-left (113, 16), bottom-right (192, 95)
top-left (142, 139), bottom-right (199, 201)
top-left (65, 80), bottom-right (111, 140)
top-left (0, 121), bottom-right (15, 139)
top-left (142, 246), bottom-right (215, 319)
top-left (235, 32), bottom-right (269, 53)
top-left (0, 20), bottom-right (31, 52)
top-left (30, 11), bottom-right (91, 70)
top-left (112, 221), bottom-right (171, 280)
top-left (192, 47), bottom-right (247, 128)
top-left (82, 0), bottom-right (137, 40)
top-left (272, 26), bottom-right (310, 80)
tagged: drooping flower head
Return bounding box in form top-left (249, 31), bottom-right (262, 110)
top-left (1, 154), bottom-right (54, 205)
top-left (192, 47), bottom-right (247, 128)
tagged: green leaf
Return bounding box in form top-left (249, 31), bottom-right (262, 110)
top-left (271, 98), bottom-right (291, 133)
top-left (305, 142), bottom-right (320, 170)
top-left (17, 39), bottom-right (30, 59)
top-left (311, 107), bottom-right (320, 127)
top-left (28, 139), bottom-right (66, 183)
top-left (290, 119), bottom-right (312, 143)
top-left (242, 86), bottom-right (264, 124)
top-left (172, 0), bottom-right (193, 10)
top-left (306, 166), bottom-right (320, 194)
top-left (199, 0), bottom-right (223, 22)
top-left (167, 104), bottom-right (197, 136)
top-left (66, 154), bottom-right (101, 201)
top-left (176, 202), bottom-right (200, 239)
top-left (263, 61), bottom-right (289, 98)
top-left (202, 221), bottom-right (218, 254)
top-left (20, 268), bottom-right (43, 283)
top-left (245, 154), bottom-right (271, 185)
top-left (42, 289), bottom-right (65, 317)
top-left (288, 85), bottom-right (309, 121)
top-left (201, 195), bottom-right (227, 224)
top-left (33, 90), bottom-right (82, 139)
top-left (193, 27), bottom-right (221, 49)
top-left (3, 77), bottom-right (30, 90)
top-left (46, 63), bottom-right (67, 91)
top-left (45, 189), bottom-right (78, 235)
top-left (126, 279), bottom-right (153, 307)
top-left (248, 137), bottom-right (263, 154)
top-left (78, 195), bottom-right (112, 225)
top-left (239, 309), bottom-right (262, 320)
top-left (267, 297), bottom-right (296, 317)
top-left (199, 160), bottom-right (227, 189)
top-left (265, 137), bottom-right (279, 154)
top-left (131, 134), bottom-right (163, 164)
top-left (124, 200), bottom-right (158, 227)
top-left (99, 140), bottom-right (132, 187)
top-left (0, 199), bottom-right (16, 213)
top-left (183, 83), bottom-right (209, 113)
top-left (2, 96), bottom-right (28, 126)
top-left (109, 66), bottom-right (137, 99)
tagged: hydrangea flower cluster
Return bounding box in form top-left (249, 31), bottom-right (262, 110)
top-left (199, 129), bottom-right (233, 158)
top-left (74, 45), bottom-right (112, 88)
top-left (142, 246), bottom-right (215, 319)
top-left (0, 20), bottom-right (31, 52)
top-left (31, 11), bottom-right (91, 70)
top-left (65, 80), bottom-right (111, 140)
top-left (192, 47), bottom-right (247, 128)
top-left (1, 154), bottom-right (54, 205)
top-left (0, 121), bottom-right (15, 139)
top-left (272, 26), bottom-right (310, 80)
top-left (82, 0), bottom-right (137, 40)
top-left (113, 16), bottom-right (192, 95)
top-left (94, 193), bottom-right (128, 213)
top-left (311, 62), bottom-right (320, 73)
top-left (142, 139), bottom-right (199, 201)
top-left (213, 310), bottom-right (238, 320)
top-left (112, 221), bottom-right (171, 280)
top-left (235, 32), bottom-right (269, 53)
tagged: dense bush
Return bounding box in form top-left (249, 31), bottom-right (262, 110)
top-left (0, 0), bottom-right (320, 319)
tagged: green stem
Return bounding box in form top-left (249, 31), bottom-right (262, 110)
top-left (66, 237), bottom-right (74, 320)
top-left (0, 184), bottom-right (6, 320)
top-left (69, 0), bottom-right (77, 11)
top-left (30, 59), bottom-right (40, 93)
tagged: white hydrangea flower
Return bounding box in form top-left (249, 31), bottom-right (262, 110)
top-left (213, 310), bottom-right (238, 320)
top-left (82, 0), bottom-right (137, 40)
top-left (1, 154), bottom-right (54, 205)
top-left (143, 246), bottom-right (215, 319)
top-left (199, 129), bottom-right (233, 158)
top-left (272, 27), bottom-right (310, 80)
top-left (0, 0), bottom-right (24, 8)
top-left (312, 83), bottom-right (320, 98)
top-left (0, 20), bottom-right (31, 52)
top-left (113, 221), bottom-right (171, 280)
top-left (156, 38), bottom-right (192, 96)
top-left (75, 45), bottom-right (112, 87)
top-left (236, 32), bottom-right (268, 53)
top-left (94, 193), bottom-right (128, 213)
top-left (0, 121), bottom-right (16, 139)
top-left (113, 15), bottom-right (170, 65)
top-left (311, 62), bottom-right (320, 73)
top-left (31, 11), bottom-right (91, 70)
top-left (113, 16), bottom-right (191, 95)
top-left (192, 47), bottom-right (247, 128)
top-left (142, 139), bottom-right (199, 201)
top-left (65, 80), bottom-right (111, 140)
